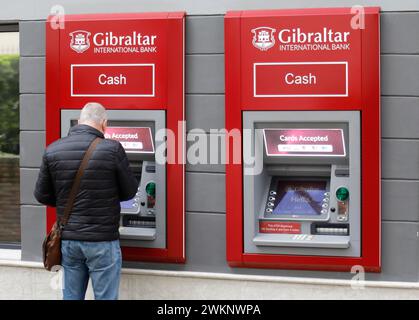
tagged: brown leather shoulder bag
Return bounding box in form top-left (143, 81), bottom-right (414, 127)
top-left (42, 137), bottom-right (102, 271)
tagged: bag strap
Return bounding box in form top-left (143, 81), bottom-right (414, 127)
top-left (60, 137), bottom-right (102, 227)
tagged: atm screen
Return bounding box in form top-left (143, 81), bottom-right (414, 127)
top-left (121, 199), bottom-right (135, 210)
top-left (272, 181), bottom-right (327, 216)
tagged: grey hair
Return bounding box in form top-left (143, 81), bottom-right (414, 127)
top-left (79, 102), bottom-right (107, 125)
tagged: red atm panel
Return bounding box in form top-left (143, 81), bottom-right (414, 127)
top-left (46, 12), bottom-right (185, 263)
top-left (225, 8), bottom-right (380, 272)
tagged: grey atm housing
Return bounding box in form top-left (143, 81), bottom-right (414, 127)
top-left (243, 111), bottom-right (361, 257)
top-left (61, 109), bottom-right (166, 249)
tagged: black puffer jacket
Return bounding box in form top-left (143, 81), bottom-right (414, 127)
top-left (34, 124), bottom-right (138, 241)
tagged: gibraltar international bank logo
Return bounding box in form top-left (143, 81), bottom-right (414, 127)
top-left (251, 27), bottom-right (276, 51)
top-left (69, 30), bottom-right (91, 53)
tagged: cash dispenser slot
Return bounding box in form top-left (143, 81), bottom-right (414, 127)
top-left (253, 234), bottom-right (350, 248)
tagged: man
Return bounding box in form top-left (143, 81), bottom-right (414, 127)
top-left (34, 102), bottom-right (138, 300)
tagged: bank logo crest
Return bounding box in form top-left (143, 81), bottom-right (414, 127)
top-left (251, 27), bottom-right (276, 51)
top-left (69, 30), bottom-right (91, 53)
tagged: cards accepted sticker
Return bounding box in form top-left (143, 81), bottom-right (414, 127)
top-left (263, 128), bottom-right (346, 157)
top-left (105, 127), bottom-right (154, 153)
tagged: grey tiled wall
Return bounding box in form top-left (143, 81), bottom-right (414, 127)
top-left (18, 13), bottom-right (419, 281)
top-left (19, 22), bottom-right (47, 261)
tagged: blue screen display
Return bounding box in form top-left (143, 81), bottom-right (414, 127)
top-left (272, 181), bottom-right (326, 216)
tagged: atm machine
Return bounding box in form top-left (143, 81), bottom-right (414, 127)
top-left (225, 8), bottom-right (380, 271)
top-left (243, 111), bottom-right (361, 257)
top-left (46, 12), bottom-right (185, 263)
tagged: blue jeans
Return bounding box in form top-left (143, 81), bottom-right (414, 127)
top-left (61, 239), bottom-right (122, 300)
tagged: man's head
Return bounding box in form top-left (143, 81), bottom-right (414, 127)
top-left (78, 102), bottom-right (107, 134)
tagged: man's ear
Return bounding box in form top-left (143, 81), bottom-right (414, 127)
top-left (102, 119), bottom-right (108, 132)
top-left (78, 119), bottom-right (81, 125)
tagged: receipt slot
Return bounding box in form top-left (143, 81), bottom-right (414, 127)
top-left (46, 12), bottom-right (185, 263)
top-left (225, 8), bottom-right (380, 271)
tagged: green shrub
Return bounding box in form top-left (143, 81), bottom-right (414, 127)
top-left (0, 54), bottom-right (19, 155)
